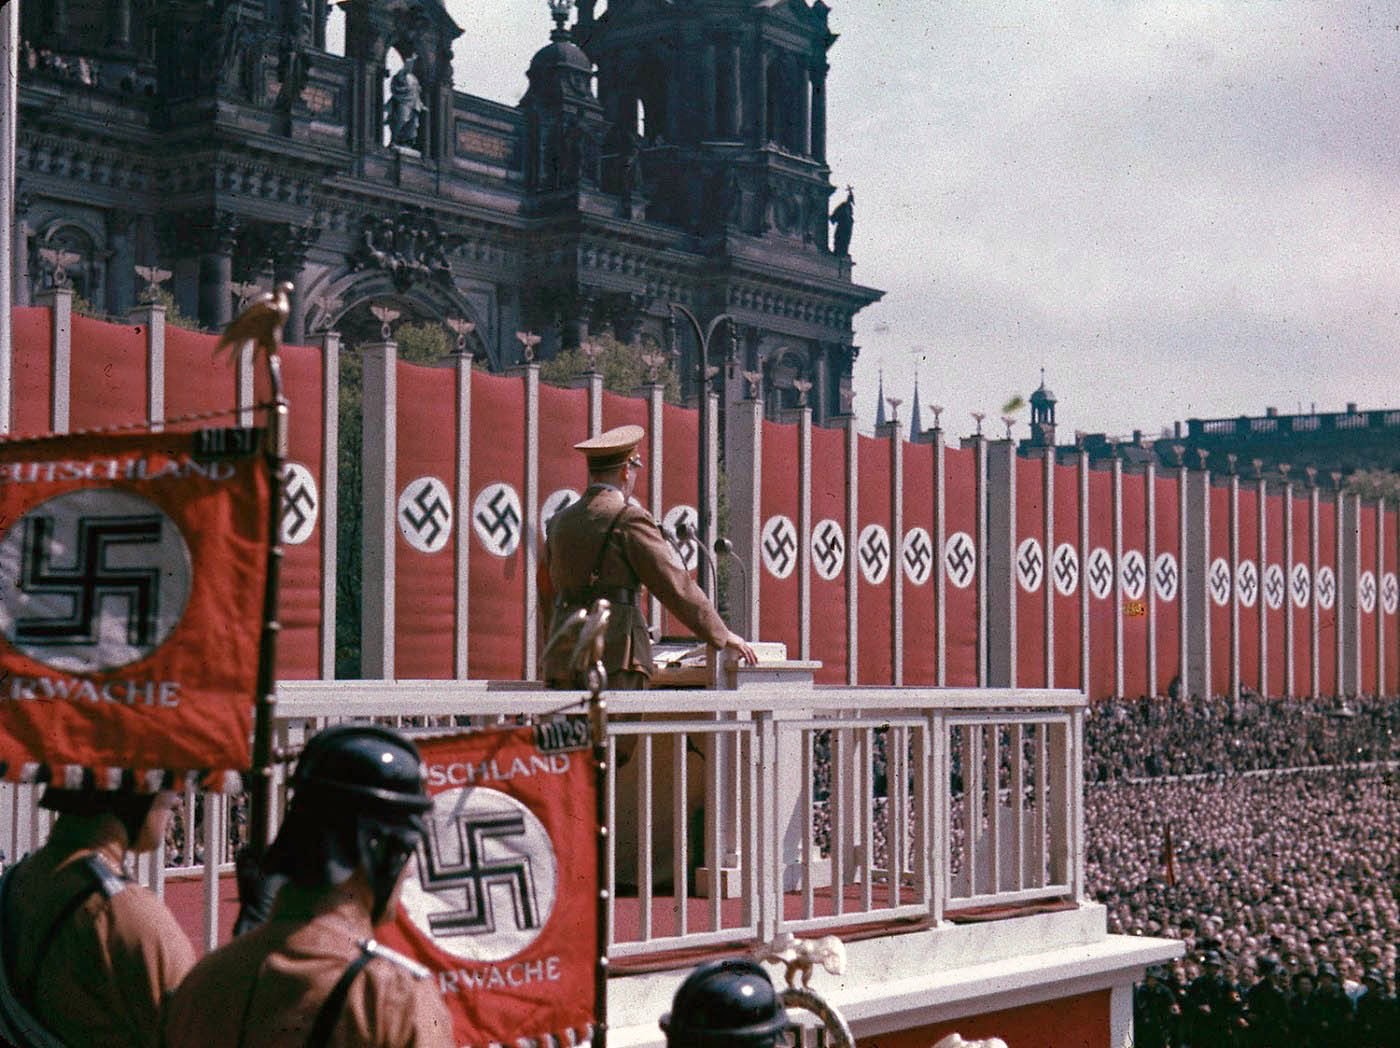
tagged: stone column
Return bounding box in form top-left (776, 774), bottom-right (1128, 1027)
top-left (13, 191), bottom-right (31, 309)
top-left (703, 40), bottom-right (718, 139)
top-left (727, 39), bottom-right (742, 138)
top-left (273, 224), bottom-right (318, 344)
top-left (757, 48), bottom-right (770, 143)
top-left (106, 210), bottom-right (137, 315)
top-left (797, 55), bottom-right (812, 155)
top-left (198, 212), bottom-right (239, 331)
top-left (108, 0), bottom-right (133, 51)
top-left (810, 61), bottom-right (828, 162)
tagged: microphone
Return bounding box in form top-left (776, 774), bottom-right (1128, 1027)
top-left (712, 536), bottom-right (750, 635)
top-left (672, 520), bottom-right (718, 589)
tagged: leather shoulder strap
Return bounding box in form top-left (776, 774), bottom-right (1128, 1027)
top-left (304, 944), bottom-right (376, 1048)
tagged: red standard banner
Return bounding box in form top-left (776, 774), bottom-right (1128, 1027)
top-left (0, 429), bottom-right (269, 782)
top-left (383, 725), bottom-right (600, 1048)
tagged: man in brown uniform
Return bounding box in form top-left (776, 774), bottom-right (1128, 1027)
top-left (160, 726), bottom-right (453, 1047)
top-left (0, 780), bottom-right (195, 1047)
top-left (541, 424), bottom-right (756, 688)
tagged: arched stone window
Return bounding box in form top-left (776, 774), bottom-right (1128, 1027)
top-left (33, 222), bottom-right (102, 305)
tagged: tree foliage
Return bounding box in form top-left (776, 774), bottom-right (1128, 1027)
top-left (1345, 469), bottom-right (1400, 500)
top-left (539, 331), bottom-right (680, 402)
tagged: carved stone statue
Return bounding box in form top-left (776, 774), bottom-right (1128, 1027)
top-left (829, 186), bottom-right (854, 256)
top-left (385, 56), bottom-right (427, 149)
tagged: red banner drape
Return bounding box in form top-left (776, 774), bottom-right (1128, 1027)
top-left (1120, 470), bottom-right (1148, 700)
top-left (1015, 456), bottom-right (1047, 688)
top-left (383, 726), bottom-right (599, 1048)
top-left (1316, 497), bottom-right (1338, 697)
top-left (856, 433), bottom-right (893, 684)
top-left (1264, 491), bottom-right (1286, 695)
top-left (394, 361), bottom-right (458, 679)
top-left (0, 429), bottom-right (268, 781)
top-left (69, 315), bottom-right (146, 433)
top-left (1360, 502), bottom-right (1378, 695)
top-left (1209, 483), bottom-right (1231, 698)
top-left (1052, 463), bottom-right (1082, 691)
top-left (942, 444), bottom-right (978, 686)
top-left (1152, 472), bottom-right (1181, 698)
top-left (810, 425), bottom-right (848, 683)
top-left (1086, 468), bottom-right (1114, 701)
top-left (164, 326), bottom-right (239, 432)
top-left (469, 373), bottom-right (527, 681)
top-left (659, 401), bottom-right (699, 640)
top-left (11, 307), bottom-right (53, 438)
top-left (901, 441), bottom-right (937, 685)
top-left (758, 420), bottom-right (801, 656)
top-left (1237, 486), bottom-right (1261, 694)
top-left (1290, 493), bottom-right (1314, 696)
top-left (1385, 507), bottom-right (1398, 697)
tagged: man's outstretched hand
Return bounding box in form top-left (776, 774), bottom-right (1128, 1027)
top-left (723, 632), bottom-right (758, 666)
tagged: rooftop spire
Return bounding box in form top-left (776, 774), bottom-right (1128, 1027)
top-left (874, 368), bottom-right (887, 427)
top-left (910, 373), bottom-right (923, 437)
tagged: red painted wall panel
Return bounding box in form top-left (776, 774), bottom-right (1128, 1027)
top-left (942, 444), bottom-right (978, 686)
top-left (810, 425), bottom-right (848, 683)
top-left (1015, 455), bottom-right (1046, 688)
top-left (1120, 470), bottom-right (1149, 699)
top-left (901, 441), bottom-right (937, 685)
top-left (68, 314), bottom-right (146, 431)
top-left (468, 372), bottom-right (527, 681)
top-left (1086, 468), bottom-right (1115, 701)
top-left (1237, 486), bottom-right (1261, 693)
top-left (1153, 472), bottom-right (1182, 697)
top-left (10, 307), bottom-right (52, 437)
top-left (659, 402), bottom-right (699, 639)
top-left (164, 325), bottom-right (238, 432)
top-left (1264, 492), bottom-right (1286, 695)
top-left (856, 434), bottom-right (893, 684)
top-left (393, 362), bottom-right (457, 679)
top-left (1385, 508), bottom-right (1398, 697)
top-left (860, 989), bottom-right (1111, 1048)
top-left (1317, 497), bottom-right (1338, 697)
top-left (1053, 462), bottom-right (1082, 691)
top-left (1290, 493), bottom-right (1314, 696)
top-left (254, 342), bottom-right (326, 680)
top-left (758, 419), bottom-right (801, 656)
top-left (1210, 484), bottom-right (1231, 698)
top-left (537, 381), bottom-right (591, 540)
top-left (1360, 502), bottom-right (1378, 694)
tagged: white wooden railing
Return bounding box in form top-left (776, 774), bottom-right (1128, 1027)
top-left (0, 681), bottom-right (1087, 957)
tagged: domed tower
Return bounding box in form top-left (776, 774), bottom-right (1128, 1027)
top-left (520, 1), bottom-right (609, 197)
top-left (1030, 369), bottom-right (1058, 447)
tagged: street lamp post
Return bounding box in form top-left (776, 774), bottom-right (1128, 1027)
top-left (668, 303), bottom-right (735, 601)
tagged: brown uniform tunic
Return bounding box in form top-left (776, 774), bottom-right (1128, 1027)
top-left (541, 484), bottom-right (728, 686)
top-left (1, 819), bottom-right (196, 1047)
top-left (160, 885), bottom-right (453, 1048)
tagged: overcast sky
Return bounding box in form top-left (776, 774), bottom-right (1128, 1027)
top-left (435, 0), bottom-right (1400, 441)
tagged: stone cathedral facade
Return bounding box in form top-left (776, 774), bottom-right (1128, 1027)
top-left (15, 0), bottom-right (881, 422)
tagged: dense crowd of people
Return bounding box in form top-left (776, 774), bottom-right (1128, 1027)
top-left (1084, 691), bottom-right (1400, 1046)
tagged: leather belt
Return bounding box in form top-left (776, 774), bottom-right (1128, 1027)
top-left (558, 586), bottom-right (638, 608)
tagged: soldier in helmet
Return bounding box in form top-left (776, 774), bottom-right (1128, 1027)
top-left (541, 424), bottom-right (756, 690)
top-left (660, 958), bottom-right (793, 1048)
top-left (160, 725), bottom-right (453, 1047)
top-left (0, 777), bottom-right (195, 1047)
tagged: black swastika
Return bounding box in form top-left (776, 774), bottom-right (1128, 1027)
top-left (1360, 573), bottom-right (1376, 611)
top-left (1383, 574), bottom-right (1398, 613)
top-left (945, 534), bottom-right (974, 586)
top-left (1265, 568), bottom-right (1284, 608)
top-left (860, 530), bottom-right (889, 579)
top-left (1018, 541), bottom-right (1043, 588)
top-left (16, 515), bottom-right (163, 647)
top-left (1155, 558), bottom-right (1178, 598)
top-left (403, 483), bottom-right (451, 547)
top-left (1291, 566), bottom-right (1310, 606)
top-left (1054, 546), bottom-right (1078, 592)
top-left (1316, 570), bottom-right (1335, 606)
top-left (904, 532), bottom-right (932, 581)
top-left (1210, 561), bottom-right (1232, 604)
top-left (1238, 564), bottom-right (1257, 605)
top-left (282, 479), bottom-right (316, 539)
top-left (763, 522), bottom-right (796, 576)
top-left (476, 489), bottom-right (521, 551)
top-left (417, 814), bottom-right (540, 938)
top-left (814, 522), bottom-right (844, 576)
top-left (1088, 550), bottom-right (1113, 597)
top-left (1121, 554), bottom-right (1145, 597)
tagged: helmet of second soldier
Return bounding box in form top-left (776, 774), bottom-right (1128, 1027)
top-left (660, 959), bottom-right (792, 1048)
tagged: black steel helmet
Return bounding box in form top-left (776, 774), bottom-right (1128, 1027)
top-left (289, 724), bottom-right (433, 818)
top-left (660, 959), bottom-right (791, 1048)
top-left (263, 725), bottom-right (433, 921)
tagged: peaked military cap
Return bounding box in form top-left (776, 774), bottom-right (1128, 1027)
top-left (574, 424), bottom-right (645, 470)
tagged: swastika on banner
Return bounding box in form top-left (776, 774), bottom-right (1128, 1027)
top-left (902, 528), bottom-right (933, 585)
top-left (1291, 563), bottom-right (1311, 609)
top-left (1359, 570), bottom-right (1376, 614)
top-left (1236, 560), bottom-right (1258, 608)
top-left (1383, 572), bottom-right (1398, 615)
top-left (944, 531), bottom-right (976, 590)
top-left (858, 524), bottom-right (891, 585)
top-left (472, 483), bottom-right (523, 558)
top-left (398, 476), bottom-right (453, 554)
top-left (1316, 566), bottom-right (1336, 610)
top-left (280, 462), bottom-right (318, 545)
top-left (1053, 542), bottom-right (1079, 596)
top-left (1264, 564), bottom-right (1285, 610)
top-left (1210, 558), bottom-right (1232, 607)
top-left (1120, 550), bottom-right (1146, 601)
top-left (0, 489), bottom-right (193, 673)
top-left (812, 519), bottom-right (845, 581)
top-left (1016, 537), bottom-right (1044, 593)
top-left (540, 488), bottom-right (580, 532)
top-left (761, 515), bottom-right (798, 579)
top-left (1153, 552), bottom-right (1179, 602)
top-left (662, 505), bottom-right (699, 573)
top-left (1087, 547), bottom-right (1113, 600)
top-left (399, 786), bottom-right (557, 963)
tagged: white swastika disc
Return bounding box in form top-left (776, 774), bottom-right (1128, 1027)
top-left (398, 476), bottom-right (453, 554)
